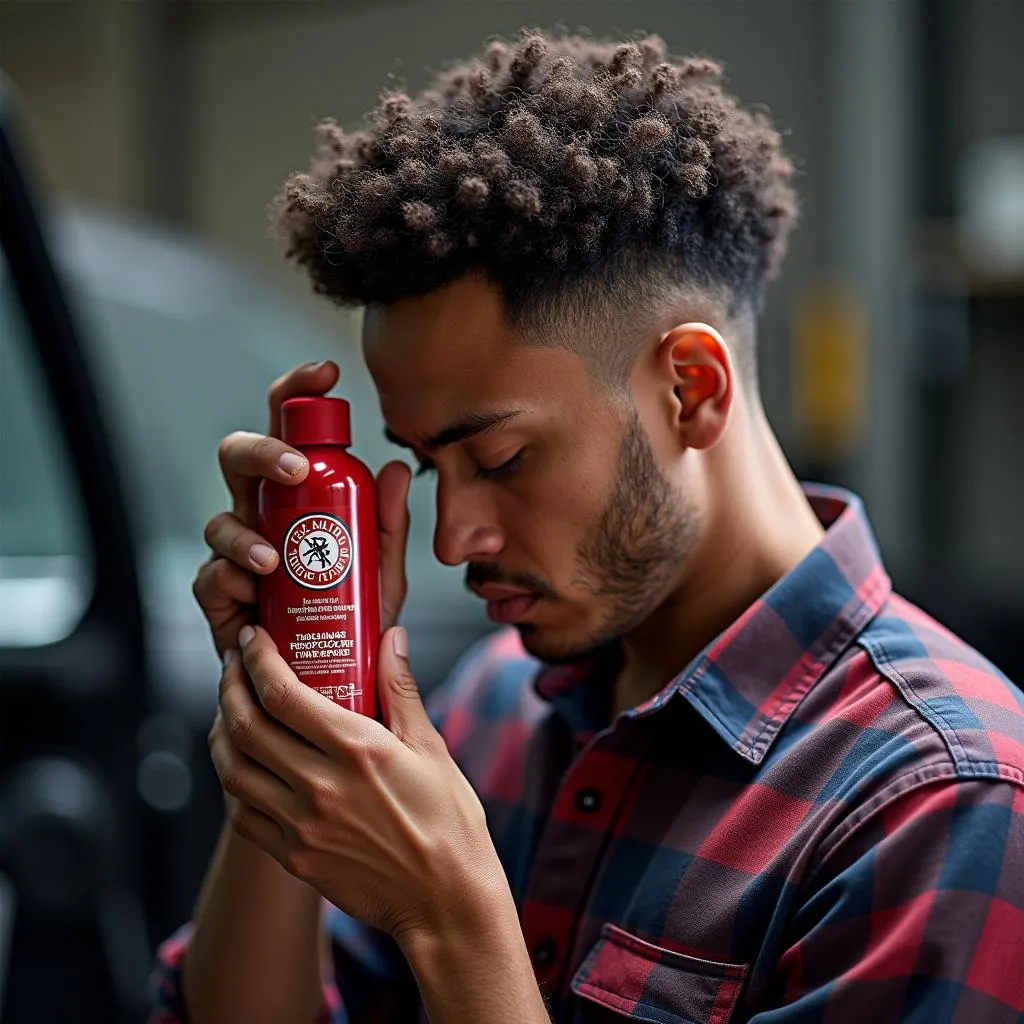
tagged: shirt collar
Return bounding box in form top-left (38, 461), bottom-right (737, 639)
top-left (533, 485), bottom-right (892, 763)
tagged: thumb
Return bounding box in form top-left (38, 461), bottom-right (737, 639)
top-left (378, 626), bottom-right (433, 748)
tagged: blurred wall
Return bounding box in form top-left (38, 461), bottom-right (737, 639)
top-left (953, 0), bottom-right (1024, 592)
top-left (0, 2), bottom-right (149, 209)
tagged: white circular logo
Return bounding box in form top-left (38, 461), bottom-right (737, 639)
top-left (282, 513), bottom-right (353, 590)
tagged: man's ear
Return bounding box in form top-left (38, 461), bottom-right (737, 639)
top-left (658, 322), bottom-right (734, 450)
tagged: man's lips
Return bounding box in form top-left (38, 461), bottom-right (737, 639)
top-left (471, 584), bottom-right (541, 624)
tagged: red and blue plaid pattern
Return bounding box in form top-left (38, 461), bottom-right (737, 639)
top-left (150, 486), bottom-right (1024, 1022)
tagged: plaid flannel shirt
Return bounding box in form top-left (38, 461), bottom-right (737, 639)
top-left (150, 486), bottom-right (1024, 1023)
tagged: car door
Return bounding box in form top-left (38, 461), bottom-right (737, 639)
top-left (1, 79), bottom-right (154, 1024)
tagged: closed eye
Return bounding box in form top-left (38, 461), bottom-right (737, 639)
top-left (414, 452), bottom-right (522, 480)
top-left (475, 450), bottom-right (523, 481)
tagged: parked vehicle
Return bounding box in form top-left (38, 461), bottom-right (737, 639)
top-left (0, 79), bottom-right (489, 1023)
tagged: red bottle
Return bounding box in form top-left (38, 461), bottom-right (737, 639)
top-left (258, 396), bottom-right (381, 717)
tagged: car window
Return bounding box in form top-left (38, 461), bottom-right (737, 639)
top-left (0, 248), bottom-right (94, 646)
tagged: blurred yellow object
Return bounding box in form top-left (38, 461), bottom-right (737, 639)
top-left (791, 279), bottom-right (867, 463)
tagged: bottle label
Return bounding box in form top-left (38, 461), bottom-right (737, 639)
top-left (282, 512), bottom-right (354, 590)
top-left (279, 512), bottom-right (358, 683)
top-left (260, 502), bottom-right (379, 717)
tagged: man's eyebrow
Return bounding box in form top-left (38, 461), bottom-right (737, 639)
top-left (383, 410), bottom-right (524, 454)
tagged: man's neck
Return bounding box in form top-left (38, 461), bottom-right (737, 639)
top-left (612, 408), bottom-right (824, 720)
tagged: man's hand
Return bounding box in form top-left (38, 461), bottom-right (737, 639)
top-left (209, 622), bottom-right (509, 944)
top-left (192, 359), bottom-right (411, 658)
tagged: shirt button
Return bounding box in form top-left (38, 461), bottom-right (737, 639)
top-left (534, 939), bottom-right (557, 967)
top-left (575, 787), bottom-right (602, 813)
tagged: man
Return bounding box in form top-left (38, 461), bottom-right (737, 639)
top-left (151, 31), bottom-right (1024, 1024)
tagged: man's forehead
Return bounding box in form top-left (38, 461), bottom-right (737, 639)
top-left (360, 278), bottom-right (511, 436)
top-left (361, 285), bottom-right (595, 439)
top-left (361, 276), bottom-right (539, 425)
top-left (362, 274), bottom-right (511, 358)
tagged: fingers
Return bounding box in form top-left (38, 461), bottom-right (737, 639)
top-left (237, 626), bottom-right (356, 755)
top-left (218, 649), bottom-right (330, 789)
top-left (377, 461), bottom-right (412, 631)
top-left (228, 800), bottom-right (285, 858)
top-left (217, 360), bottom-right (339, 530)
top-left (201, 360), bottom-right (340, 652)
top-left (210, 727), bottom-right (292, 821)
top-left (376, 626), bottom-right (437, 753)
top-left (211, 655), bottom-right (296, 817)
top-left (192, 556), bottom-right (257, 655)
top-left (267, 360), bottom-right (340, 438)
top-left (204, 510), bottom-right (280, 575)
top-left (218, 431), bottom-right (310, 529)
top-left (194, 553), bottom-right (257, 608)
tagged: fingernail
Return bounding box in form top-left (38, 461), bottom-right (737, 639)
top-left (393, 626), bottom-right (408, 659)
top-left (238, 625), bottom-right (256, 649)
top-left (222, 648), bottom-right (238, 668)
top-left (304, 360), bottom-right (327, 370)
top-left (249, 543), bottom-right (276, 567)
top-left (278, 452), bottom-right (307, 476)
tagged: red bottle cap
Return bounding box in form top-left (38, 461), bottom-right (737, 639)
top-left (280, 396), bottom-right (351, 448)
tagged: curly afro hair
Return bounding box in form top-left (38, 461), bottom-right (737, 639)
top-left (273, 31), bottom-right (798, 381)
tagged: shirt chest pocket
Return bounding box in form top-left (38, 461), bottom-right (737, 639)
top-left (570, 924), bottom-right (748, 1024)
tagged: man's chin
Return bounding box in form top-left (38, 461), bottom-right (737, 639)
top-left (513, 622), bottom-right (611, 666)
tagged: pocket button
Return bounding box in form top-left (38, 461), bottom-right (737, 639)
top-left (534, 938), bottom-right (558, 967)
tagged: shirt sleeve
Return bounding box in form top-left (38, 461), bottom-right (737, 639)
top-left (751, 775), bottom-right (1024, 1023)
top-left (147, 905), bottom-right (418, 1024)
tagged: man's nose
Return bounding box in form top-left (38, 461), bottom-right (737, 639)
top-left (432, 478), bottom-right (504, 566)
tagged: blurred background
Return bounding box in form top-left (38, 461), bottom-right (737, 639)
top-left (0, 0), bottom-right (1021, 1020)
